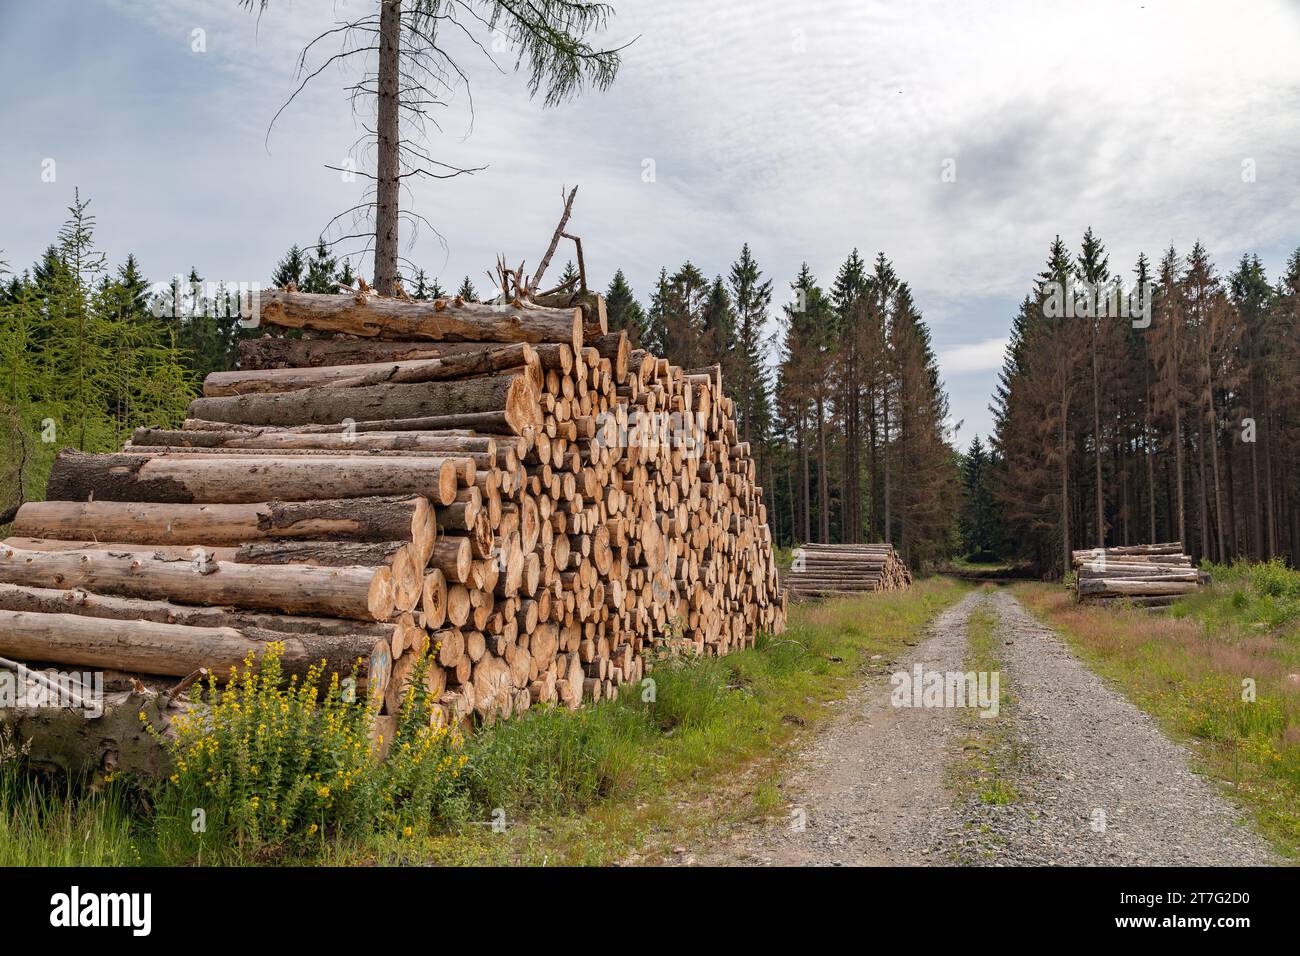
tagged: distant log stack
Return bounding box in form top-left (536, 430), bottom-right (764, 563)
top-left (1071, 542), bottom-right (1204, 608)
top-left (1, 284), bottom-right (785, 765)
top-left (782, 543), bottom-right (911, 598)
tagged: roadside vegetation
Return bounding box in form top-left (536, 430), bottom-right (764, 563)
top-left (952, 592), bottom-right (1022, 810)
top-left (1015, 559), bottom-right (1300, 857)
top-left (0, 578), bottom-right (968, 866)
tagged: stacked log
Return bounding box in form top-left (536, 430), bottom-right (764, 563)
top-left (1071, 542), bottom-right (1202, 607)
top-left (782, 543), bottom-right (911, 598)
top-left (1, 287), bottom-right (785, 746)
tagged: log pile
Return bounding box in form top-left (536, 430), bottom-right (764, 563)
top-left (1, 284), bottom-right (786, 761)
top-left (1071, 542), bottom-right (1203, 608)
top-left (782, 543), bottom-right (911, 598)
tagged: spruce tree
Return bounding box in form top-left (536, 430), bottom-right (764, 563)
top-left (726, 244), bottom-right (773, 444)
top-left (959, 435), bottom-right (997, 558)
top-left (661, 262), bottom-right (710, 369)
top-left (302, 240), bottom-right (339, 293)
top-left (701, 275), bottom-right (734, 369)
top-left (643, 268), bottom-right (671, 356)
top-left (336, 258), bottom-right (357, 289)
top-left (456, 276), bottom-right (478, 301)
top-left (271, 245), bottom-right (306, 288)
top-left (413, 268), bottom-right (432, 300)
top-left (604, 269), bottom-right (647, 345)
top-left (50, 190), bottom-right (114, 453)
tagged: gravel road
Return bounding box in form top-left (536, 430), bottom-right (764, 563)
top-left (690, 589), bottom-right (1279, 867)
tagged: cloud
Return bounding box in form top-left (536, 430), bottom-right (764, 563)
top-left (939, 338), bottom-right (1009, 375)
top-left (4, 0), bottom-right (1300, 447)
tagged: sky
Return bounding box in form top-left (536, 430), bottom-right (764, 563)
top-left (3, 0), bottom-right (1299, 444)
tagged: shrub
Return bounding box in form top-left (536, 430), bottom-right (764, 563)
top-left (149, 644), bottom-right (467, 860)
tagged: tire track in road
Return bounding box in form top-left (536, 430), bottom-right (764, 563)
top-left (689, 592), bottom-right (979, 866)
top-left (948, 591), bottom-right (1279, 866)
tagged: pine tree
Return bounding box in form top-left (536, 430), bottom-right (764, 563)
top-left (271, 245), bottom-right (306, 288)
top-left (456, 276), bottom-right (478, 302)
top-left (302, 240), bottom-right (339, 294)
top-left (50, 190), bottom-right (114, 453)
top-left (643, 268), bottom-right (671, 356)
top-left (0, 268), bottom-right (53, 512)
top-left (413, 268), bottom-right (432, 300)
top-left (1, 199), bottom-right (197, 521)
top-left (336, 259), bottom-right (357, 289)
top-left (727, 244), bottom-right (773, 445)
top-left (604, 269), bottom-right (647, 345)
top-left (959, 435), bottom-right (997, 557)
top-left (1076, 226), bottom-right (1112, 547)
top-left (660, 262), bottom-right (710, 370)
top-left (701, 275), bottom-right (733, 369)
top-left (557, 259), bottom-right (580, 291)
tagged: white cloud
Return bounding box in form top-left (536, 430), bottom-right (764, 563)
top-left (5, 0), bottom-right (1300, 445)
top-left (939, 338), bottom-right (1009, 375)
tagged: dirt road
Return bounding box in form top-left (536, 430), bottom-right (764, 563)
top-left (691, 589), bottom-right (1278, 867)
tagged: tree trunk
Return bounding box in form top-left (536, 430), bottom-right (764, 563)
top-left (373, 0), bottom-right (401, 296)
top-left (1091, 327), bottom-right (1105, 546)
top-left (0, 608), bottom-right (389, 681)
top-left (202, 343), bottom-right (537, 396)
top-left (131, 427), bottom-right (497, 459)
top-left (0, 544), bottom-right (396, 621)
top-left (187, 368), bottom-right (539, 431)
top-left (45, 450), bottom-right (460, 506)
top-left (1060, 389), bottom-right (1071, 577)
top-left (0, 581), bottom-right (416, 645)
top-left (12, 496), bottom-right (433, 550)
top-left (1173, 392), bottom-right (1186, 549)
top-left (251, 289), bottom-right (584, 352)
top-left (882, 389), bottom-right (892, 545)
top-left (815, 392), bottom-right (828, 543)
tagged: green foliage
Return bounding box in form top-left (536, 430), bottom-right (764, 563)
top-left (959, 435), bottom-right (1000, 558)
top-left (302, 240), bottom-right (339, 294)
top-left (726, 243), bottom-right (774, 444)
top-left (0, 730), bottom-right (139, 866)
top-left (411, 268), bottom-right (445, 300)
top-left (0, 194), bottom-right (196, 516)
top-left (150, 645), bottom-right (468, 861)
top-left (456, 275), bottom-right (478, 302)
top-left (604, 269), bottom-right (647, 346)
top-left (271, 244), bottom-right (306, 289)
top-left (1176, 559), bottom-right (1300, 630)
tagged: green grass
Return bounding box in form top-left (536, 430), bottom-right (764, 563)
top-left (0, 577), bottom-right (969, 866)
top-left (952, 592), bottom-right (1022, 807)
top-left (0, 754), bottom-right (139, 866)
top-left (1015, 559), bottom-right (1300, 858)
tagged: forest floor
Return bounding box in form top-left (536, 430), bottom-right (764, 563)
top-left (680, 587), bottom-right (1285, 866)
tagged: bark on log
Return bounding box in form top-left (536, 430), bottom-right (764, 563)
top-left (251, 288), bottom-right (583, 351)
top-left (12, 495), bottom-right (434, 549)
top-left (187, 370), bottom-right (540, 432)
top-left (0, 609), bottom-right (389, 681)
top-left (238, 335), bottom-right (558, 370)
top-left (203, 344), bottom-right (537, 397)
top-left (0, 545), bottom-right (395, 621)
top-left (132, 427), bottom-right (496, 458)
top-left (0, 582), bottom-right (413, 639)
top-left (45, 451), bottom-right (459, 506)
